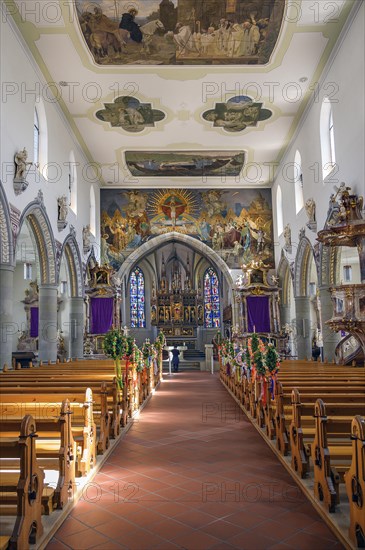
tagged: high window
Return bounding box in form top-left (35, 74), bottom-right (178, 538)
top-left (204, 267), bottom-right (220, 328)
top-left (34, 108), bottom-right (40, 166)
top-left (294, 150), bottom-right (304, 213)
top-left (68, 151), bottom-right (77, 213)
top-left (276, 184), bottom-right (283, 236)
top-left (90, 185), bottom-right (96, 235)
top-left (130, 267), bottom-right (146, 328)
top-left (320, 98), bottom-right (336, 180)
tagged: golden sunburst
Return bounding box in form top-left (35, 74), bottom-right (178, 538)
top-left (148, 189), bottom-right (199, 218)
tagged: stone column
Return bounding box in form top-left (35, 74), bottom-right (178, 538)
top-left (280, 304), bottom-right (291, 327)
top-left (38, 284), bottom-right (58, 363)
top-left (357, 236), bottom-right (365, 283)
top-left (69, 297), bottom-right (84, 359)
top-left (318, 286), bottom-right (340, 362)
top-left (294, 296), bottom-right (312, 360)
top-left (0, 264), bottom-right (15, 369)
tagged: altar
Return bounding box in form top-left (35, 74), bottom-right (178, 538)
top-left (164, 345), bottom-right (188, 361)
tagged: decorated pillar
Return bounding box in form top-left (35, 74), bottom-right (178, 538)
top-left (69, 297), bottom-right (84, 359)
top-left (294, 296), bottom-right (312, 360)
top-left (0, 264), bottom-right (15, 369)
top-left (38, 284), bottom-right (58, 362)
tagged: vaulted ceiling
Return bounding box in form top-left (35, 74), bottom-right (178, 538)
top-left (8, 0), bottom-right (354, 188)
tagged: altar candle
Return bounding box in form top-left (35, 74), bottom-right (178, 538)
top-left (253, 325), bottom-right (256, 333)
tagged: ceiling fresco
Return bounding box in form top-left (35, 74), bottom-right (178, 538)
top-left (125, 151), bottom-right (245, 177)
top-left (95, 95), bottom-right (165, 132)
top-left (76, 0), bottom-right (285, 66)
top-left (202, 95), bottom-right (272, 132)
top-left (100, 188), bottom-right (274, 270)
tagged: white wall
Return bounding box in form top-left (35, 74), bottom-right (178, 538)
top-left (0, 17), bottom-right (100, 264)
top-left (273, 2), bottom-right (365, 268)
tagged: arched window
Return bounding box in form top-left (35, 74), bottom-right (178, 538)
top-left (276, 184), bottom-right (283, 236)
top-left (34, 107), bottom-right (40, 166)
top-left (320, 98), bottom-right (336, 180)
top-left (130, 267), bottom-right (146, 328)
top-left (294, 150), bottom-right (304, 213)
top-left (204, 267), bottom-right (220, 328)
top-left (68, 151), bottom-right (77, 214)
top-left (89, 185), bottom-right (96, 236)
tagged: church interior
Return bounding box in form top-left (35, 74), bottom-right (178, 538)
top-left (0, 0), bottom-right (364, 549)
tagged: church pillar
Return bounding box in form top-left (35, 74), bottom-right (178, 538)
top-left (294, 296), bottom-right (312, 360)
top-left (69, 297), bottom-right (84, 359)
top-left (280, 304), bottom-right (291, 326)
top-left (0, 264), bottom-right (15, 369)
top-left (205, 344), bottom-right (214, 372)
top-left (318, 286), bottom-right (340, 362)
top-left (38, 284), bottom-right (58, 362)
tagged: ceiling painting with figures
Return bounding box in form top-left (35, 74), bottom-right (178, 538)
top-left (101, 188), bottom-right (274, 271)
top-left (76, 0), bottom-right (285, 66)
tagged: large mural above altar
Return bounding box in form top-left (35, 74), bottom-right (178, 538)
top-left (76, 1), bottom-right (285, 66)
top-left (100, 188), bottom-right (274, 270)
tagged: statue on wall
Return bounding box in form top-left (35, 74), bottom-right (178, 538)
top-left (83, 224), bottom-right (92, 254)
top-left (283, 224), bottom-right (292, 253)
top-left (57, 195), bottom-right (68, 231)
top-left (305, 197), bottom-right (317, 231)
top-left (14, 148), bottom-right (33, 195)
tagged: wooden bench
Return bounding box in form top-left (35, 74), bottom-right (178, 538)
top-left (344, 416), bottom-right (365, 548)
top-left (0, 399), bottom-right (76, 512)
top-left (0, 388), bottom-right (96, 477)
top-left (0, 415), bottom-right (44, 549)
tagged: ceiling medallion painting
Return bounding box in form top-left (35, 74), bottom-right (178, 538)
top-left (100, 188), bottom-right (274, 270)
top-left (125, 151), bottom-right (245, 177)
top-left (95, 96), bottom-right (165, 132)
top-left (76, 1), bottom-right (285, 66)
top-left (203, 95), bottom-right (272, 132)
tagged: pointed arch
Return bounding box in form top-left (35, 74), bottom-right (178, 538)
top-left (0, 180), bottom-right (14, 265)
top-left (17, 193), bottom-right (56, 284)
top-left (277, 252), bottom-right (292, 306)
top-left (118, 232), bottom-right (234, 290)
top-left (294, 236), bottom-right (314, 297)
top-left (60, 229), bottom-right (84, 297)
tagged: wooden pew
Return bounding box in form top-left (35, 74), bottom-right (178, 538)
top-left (0, 389), bottom-right (96, 477)
top-left (344, 416), bottom-right (365, 548)
top-left (0, 399), bottom-right (76, 513)
top-left (0, 415), bottom-right (44, 549)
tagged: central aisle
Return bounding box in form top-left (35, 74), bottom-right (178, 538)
top-left (48, 373), bottom-right (342, 550)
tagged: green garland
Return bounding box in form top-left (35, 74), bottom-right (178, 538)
top-left (251, 333), bottom-right (259, 354)
top-left (265, 344), bottom-right (280, 375)
top-left (103, 329), bottom-right (126, 389)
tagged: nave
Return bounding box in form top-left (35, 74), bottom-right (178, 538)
top-left (47, 372), bottom-right (340, 550)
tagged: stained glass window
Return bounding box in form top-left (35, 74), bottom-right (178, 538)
top-left (130, 267), bottom-right (145, 328)
top-left (204, 267), bottom-right (220, 328)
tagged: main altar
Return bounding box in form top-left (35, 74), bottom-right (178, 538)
top-left (151, 254), bottom-right (204, 348)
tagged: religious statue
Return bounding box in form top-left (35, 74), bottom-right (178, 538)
top-left (305, 197), bottom-right (317, 231)
top-left (283, 224), bottom-right (292, 253)
top-left (57, 195), bottom-right (68, 230)
top-left (83, 225), bottom-right (92, 254)
top-left (14, 148), bottom-right (33, 195)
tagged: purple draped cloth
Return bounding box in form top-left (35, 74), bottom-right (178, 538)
top-left (247, 296), bottom-right (270, 333)
top-left (90, 297), bottom-right (114, 334)
top-left (30, 307), bottom-right (39, 337)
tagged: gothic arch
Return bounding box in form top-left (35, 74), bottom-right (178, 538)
top-left (17, 191), bottom-right (56, 285)
top-left (294, 236), bottom-right (314, 297)
top-left (59, 228), bottom-right (84, 297)
top-left (277, 252), bottom-right (292, 306)
top-left (0, 180), bottom-right (14, 265)
top-left (118, 232), bottom-right (234, 291)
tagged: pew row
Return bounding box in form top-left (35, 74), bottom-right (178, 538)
top-left (0, 415), bottom-right (44, 550)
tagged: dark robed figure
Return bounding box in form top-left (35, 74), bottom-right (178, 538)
top-left (119, 8), bottom-right (142, 43)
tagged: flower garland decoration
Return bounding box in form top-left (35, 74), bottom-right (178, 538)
top-left (265, 344), bottom-right (280, 376)
top-left (103, 329), bottom-right (127, 389)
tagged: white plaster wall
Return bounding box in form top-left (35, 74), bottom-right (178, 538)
top-left (0, 18), bottom-right (100, 265)
top-left (273, 2), bottom-right (365, 268)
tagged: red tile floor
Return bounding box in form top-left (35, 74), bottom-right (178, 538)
top-left (47, 372), bottom-right (343, 549)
